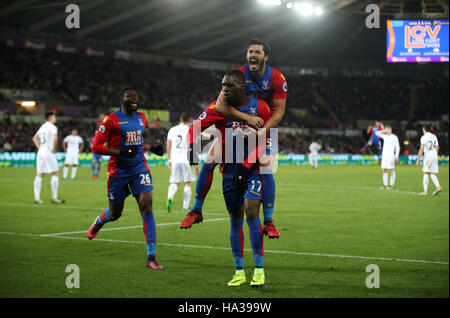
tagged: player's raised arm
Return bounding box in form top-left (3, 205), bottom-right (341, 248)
top-left (216, 91), bottom-right (264, 129)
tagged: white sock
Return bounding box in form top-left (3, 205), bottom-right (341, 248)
top-left (423, 174), bottom-right (429, 193)
top-left (315, 159), bottom-right (318, 168)
top-left (168, 183), bottom-right (178, 199)
top-left (63, 166), bottom-right (68, 179)
top-left (183, 186), bottom-right (192, 210)
top-left (51, 176), bottom-right (59, 200)
top-left (71, 167), bottom-right (77, 179)
top-left (430, 174), bottom-right (440, 189)
top-left (383, 172), bottom-right (388, 186)
top-left (34, 176), bottom-right (42, 201)
top-left (390, 171), bottom-right (396, 187)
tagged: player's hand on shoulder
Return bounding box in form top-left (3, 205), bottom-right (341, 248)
top-left (120, 146), bottom-right (138, 158)
top-left (246, 116), bottom-right (264, 129)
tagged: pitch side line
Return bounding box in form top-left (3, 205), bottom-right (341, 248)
top-left (40, 218), bottom-right (229, 236)
top-left (278, 183), bottom-right (448, 196)
top-left (0, 202), bottom-right (225, 215)
top-left (0, 231), bottom-right (447, 265)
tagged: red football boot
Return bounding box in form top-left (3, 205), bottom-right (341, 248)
top-left (263, 221), bottom-right (280, 239)
top-left (179, 210), bottom-right (203, 229)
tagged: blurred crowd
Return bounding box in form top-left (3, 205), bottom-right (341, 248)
top-left (0, 43), bottom-right (448, 155)
top-left (1, 43), bottom-right (448, 128)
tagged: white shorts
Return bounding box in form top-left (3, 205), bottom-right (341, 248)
top-left (64, 152), bottom-right (79, 165)
top-left (309, 153), bottom-right (318, 161)
top-left (36, 151), bottom-right (59, 174)
top-left (423, 156), bottom-right (439, 174)
top-left (170, 163), bottom-right (196, 183)
top-left (381, 155), bottom-right (396, 170)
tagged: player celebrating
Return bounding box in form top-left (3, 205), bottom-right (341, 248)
top-left (166, 112), bottom-right (196, 213)
top-left (375, 125), bottom-right (400, 189)
top-left (308, 141), bottom-right (322, 168)
top-left (32, 112), bottom-right (65, 204)
top-left (361, 121), bottom-right (384, 156)
top-left (416, 126), bottom-right (442, 196)
top-left (187, 70), bottom-right (272, 287)
top-left (62, 129), bottom-right (83, 180)
top-left (87, 88), bottom-right (163, 270)
top-left (180, 39), bottom-right (287, 239)
top-left (90, 135), bottom-right (103, 179)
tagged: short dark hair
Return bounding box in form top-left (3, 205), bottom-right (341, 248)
top-left (180, 112), bottom-right (190, 123)
top-left (422, 125), bottom-right (429, 132)
top-left (384, 124), bottom-right (392, 129)
top-left (224, 69), bottom-right (245, 84)
top-left (119, 87), bottom-right (134, 101)
top-left (45, 112), bottom-right (55, 120)
top-left (248, 39), bottom-right (271, 57)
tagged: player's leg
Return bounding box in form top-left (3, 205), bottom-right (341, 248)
top-left (91, 158), bottom-right (97, 179)
top-left (49, 152), bottom-right (64, 203)
top-left (308, 155), bottom-right (313, 168)
top-left (133, 171), bottom-right (163, 270)
top-left (71, 164), bottom-right (78, 180)
top-left (63, 163), bottom-right (69, 180)
top-left (179, 150), bottom-right (217, 228)
top-left (88, 202), bottom-right (123, 240)
top-left (88, 176), bottom-right (128, 239)
top-left (245, 198), bottom-right (265, 288)
top-left (227, 205), bottom-right (246, 286)
top-left (389, 169), bottom-right (396, 188)
top-left (259, 154), bottom-right (279, 239)
top-left (96, 157), bottom-right (102, 178)
top-left (361, 140), bottom-right (373, 153)
top-left (34, 172), bottom-right (44, 204)
top-left (183, 182), bottom-right (193, 212)
top-left (381, 168), bottom-right (389, 189)
top-left (430, 173), bottom-right (442, 195)
top-left (420, 173), bottom-right (430, 195)
top-left (166, 183), bottom-right (177, 212)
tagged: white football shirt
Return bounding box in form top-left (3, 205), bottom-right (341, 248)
top-left (36, 122), bottom-right (58, 153)
top-left (421, 132), bottom-right (439, 157)
top-left (64, 135), bottom-right (83, 154)
top-left (167, 123), bottom-right (190, 164)
top-left (378, 133), bottom-right (400, 158)
top-left (309, 142), bottom-right (321, 154)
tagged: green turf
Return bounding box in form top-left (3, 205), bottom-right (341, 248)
top-left (0, 165), bottom-right (448, 298)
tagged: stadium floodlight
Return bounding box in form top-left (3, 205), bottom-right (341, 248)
top-left (258, 0), bottom-right (281, 6)
top-left (20, 101), bottom-right (36, 107)
top-left (286, 2), bottom-right (293, 9)
top-left (314, 6), bottom-right (323, 16)
top-left (296, 3), bottom-right (313, 15)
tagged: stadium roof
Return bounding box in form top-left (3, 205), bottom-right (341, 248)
top-left (0, 0), bottom-right (448, 65)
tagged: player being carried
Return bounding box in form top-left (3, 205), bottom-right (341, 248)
top-left (63, 129), bottom-right (83, 180)
top-left (361, 121), bottom-right (384, 156)
top-left (375, 124), bottom-right (400, 190)
top-left (416, 126), bottom-right (442, 196)
top-left (180, 39), bottom-right (287, 239)
top-left (187, 70), bottom-right (272, 287)
top-left (32, 112), bottom-right (65, 204)
top-left (87, 88), bottom-right (164, 270)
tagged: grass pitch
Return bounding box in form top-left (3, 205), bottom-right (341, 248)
top-left (0, 164), bottom-right (448, 298)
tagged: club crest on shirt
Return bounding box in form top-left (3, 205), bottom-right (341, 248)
top-left (261, 80), bottom-right (270, 90)
top-left (138, 118), bottom-right (144, 126)
top-left (249, 107), bottom-right (257, 115)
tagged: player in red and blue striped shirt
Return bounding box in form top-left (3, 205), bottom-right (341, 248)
top-left (87, 88), bottom-right (164, 270)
